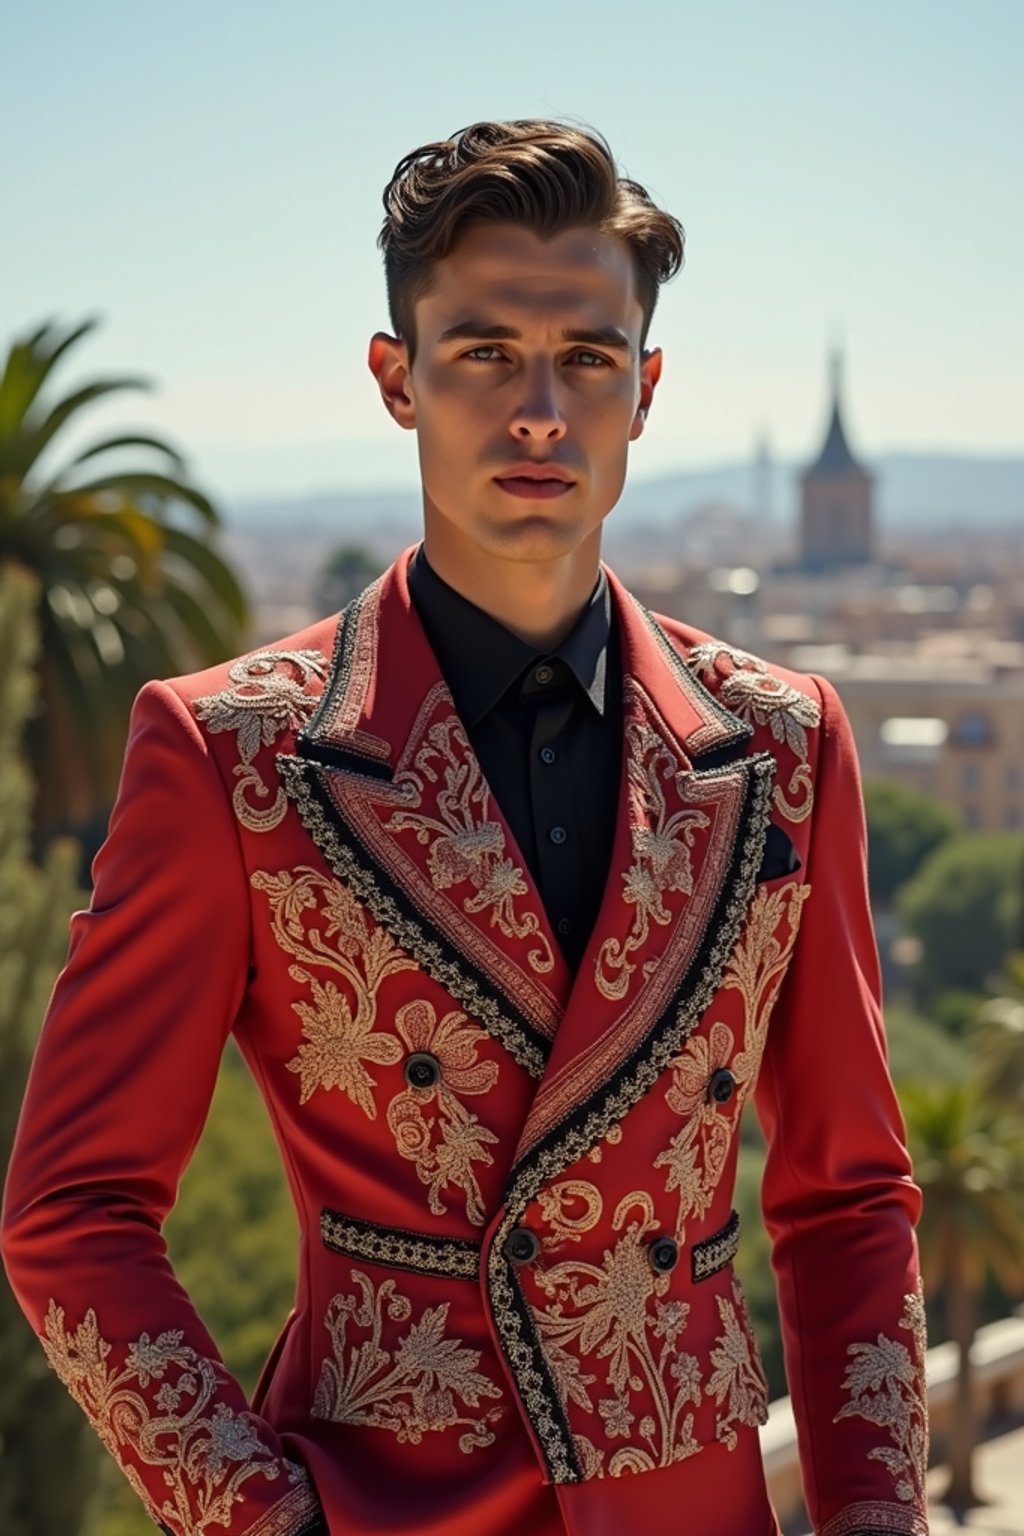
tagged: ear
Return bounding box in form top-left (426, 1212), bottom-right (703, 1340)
top-left (629, 345), bottom-right (663, 442)
top-left (367, 332), bottom-right (416, 429)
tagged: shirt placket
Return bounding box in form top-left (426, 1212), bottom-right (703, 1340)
top-left (526, 677), bottom-right (584, 966)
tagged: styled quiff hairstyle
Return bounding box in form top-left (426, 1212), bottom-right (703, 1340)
top-left (377, 118), bottom-right (686, 368)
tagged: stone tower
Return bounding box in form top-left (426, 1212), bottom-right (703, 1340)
top-left (799, 350), bottom-right (874, 569)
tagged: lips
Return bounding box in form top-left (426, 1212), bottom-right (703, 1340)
top-left (495, 477), bottom-right (574, 500)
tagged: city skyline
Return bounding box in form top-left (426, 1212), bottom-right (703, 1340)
top-left (4, 0), bottom-right (1022, 500)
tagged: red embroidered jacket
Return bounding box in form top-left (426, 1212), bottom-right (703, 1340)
top-left (2, 547), bottom-right (929, 1536)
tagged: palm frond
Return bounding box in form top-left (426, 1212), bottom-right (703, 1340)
top-left (0, 315), bottom-right (103, 438)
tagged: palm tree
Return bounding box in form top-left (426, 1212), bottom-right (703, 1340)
top-left (972, 953), bottom-right (1024, 1104)
top-left (901, 1080), bottom-right (1024, 1509)
top-left (0, 315), bottom-right (251, 846)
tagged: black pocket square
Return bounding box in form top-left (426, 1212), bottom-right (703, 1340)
top-left (756, 822), bottom-right (802, 882)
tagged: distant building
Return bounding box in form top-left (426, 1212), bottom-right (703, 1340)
top-left (785, 638), bottom-right (1024, 832)
top-left (799, 350), bottom-right (874, 570)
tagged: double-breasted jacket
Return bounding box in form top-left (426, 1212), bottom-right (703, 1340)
top-left (2, 546), bottom-right (929, 1536)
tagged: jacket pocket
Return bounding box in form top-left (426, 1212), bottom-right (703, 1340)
top-left (320, 1206), bottom-right (481, 1281)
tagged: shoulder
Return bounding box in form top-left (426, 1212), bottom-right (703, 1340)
top-left (123, 611), bottom-right (341, 786)
top-left (645, 611), bottom-right (857, 823)
top-left (162, 611), bottom-right (340, 712)
top-left (648, 610), bottom-right (827, 723)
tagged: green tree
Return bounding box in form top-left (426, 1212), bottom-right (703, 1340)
top-left (0, 315), bottom-right (250, 842)
top-left (863, 779), bottom-right (959, 903)
top-left (898, 833), bottom-right (1024, 1000)
top-left (884, 1002), bottom-right (972, 1084)
top-left (902, 1080), bottom-right (1024, 1510)
top-left (0, 565), bottom-right (93, 1536)
top-left (312, 544), bottom-right (382, 617)
top-left (971, 952), bottom-right (1024, 1105)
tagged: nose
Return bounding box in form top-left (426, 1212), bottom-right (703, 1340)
top-left (508, 360), bottom-right (567, 443)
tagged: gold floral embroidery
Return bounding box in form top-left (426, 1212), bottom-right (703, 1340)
top-left (536, 1180), bottom-right (604, 1250)
top-left (531, 1192), bottom-right (703, 1476)
top-left (655, 1020), bottom-right (734, 1241)
top-left (388, 714), bottom-right (554, 974)
top-left (387, 999), bottom-right (500, 1225)
top-left (194, 649), bottom-right (327, 832)
top-left (686, 642), bottom-right (820, 822)
top-left (484, 751), bottom-right (777, 1485)
top-left (312, 1269), bottom-right (504, 1453)
top-left (250, 865), bottom-right (416, 1110)
top-left (595, 719), bottom-right (710, 1002)
top-left (277, 753), bottom-right (549, 1079)
top-left (707, 1273), bottom-right (769, 1446)
top-left (655, 880), bottom-right (811, 1240)
top-left (39, 1301), bottom-right (310, 1536)
top-left (833, 1279), bottom-right (929, 1508)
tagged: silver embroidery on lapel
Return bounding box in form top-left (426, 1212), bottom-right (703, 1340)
top-left (194, 649), bottom-right (327, 832)
top-left (833, 1278), bottom-right (929, 1510)
top-left (685, 643), bottom-right (820, 823)
top-left (388, 714), bottom-right (555, 975)
top-left (595, 718), bottom-right (710, 1002)
top-left (276, 754), bottom-right (549, 1078)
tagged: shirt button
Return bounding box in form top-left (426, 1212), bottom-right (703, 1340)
top-left (534, 663), bottom-right (554, 685)
top-left (549, 826), bottom-right (568, 845)
top-left (557, 917), bottom-right (573, 936)
top-left (539, 745), bottom-right (557, 765)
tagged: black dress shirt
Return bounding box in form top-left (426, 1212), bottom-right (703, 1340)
top-left (407, 545), bottom-right (622, 973)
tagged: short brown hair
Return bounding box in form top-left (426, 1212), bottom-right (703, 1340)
top-left (377, 118), bottom-right (686, 367)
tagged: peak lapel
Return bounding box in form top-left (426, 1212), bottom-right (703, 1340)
top-left (276, 547), bottom-right (572, 1079)
top-left (511, 571), bottom-right (777, 1176)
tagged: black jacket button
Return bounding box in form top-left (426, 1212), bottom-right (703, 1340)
top-left (648, 1235), bottom-right (679, 1273)
top-left (708, 1067), bottom-right (737, 1105)
top-left (404, 1052), bottom-right (441, 1090)
top-left (504, 1226), bottom-right (541, 1265)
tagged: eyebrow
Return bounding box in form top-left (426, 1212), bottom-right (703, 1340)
top-left (436, 319), bottom-right (633, 355)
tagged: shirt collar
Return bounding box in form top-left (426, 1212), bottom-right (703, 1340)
top-left (407, 543), bottom-right (612, 728)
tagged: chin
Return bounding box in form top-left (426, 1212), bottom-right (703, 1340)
top-left (482, 515), bottom-right (593, 562)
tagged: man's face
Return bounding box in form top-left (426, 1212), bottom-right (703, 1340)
top-left (368, 221), bottom-right (662, 563)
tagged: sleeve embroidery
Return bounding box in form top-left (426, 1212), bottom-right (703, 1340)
top-left (832, 1279), bottom-right (929, 1509)
top-left (40, 1300), bottom-right (309, 1536)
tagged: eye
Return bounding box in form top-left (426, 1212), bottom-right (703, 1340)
top-left (460, 346), bottom-right (612, 367)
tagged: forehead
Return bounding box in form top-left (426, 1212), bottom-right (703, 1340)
top-left (418, 221), bottom-right (643, 337)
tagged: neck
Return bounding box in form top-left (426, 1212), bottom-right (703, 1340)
top-left (420, 520), bottom-right (603, 652)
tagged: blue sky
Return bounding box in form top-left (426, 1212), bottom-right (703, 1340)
top-left (3, 0), bottom-right (1021, 501)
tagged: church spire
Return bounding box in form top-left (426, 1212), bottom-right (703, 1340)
top-left (810, 344), bottom-right (865, 476)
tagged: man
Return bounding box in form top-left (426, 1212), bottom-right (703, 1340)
top-left (2, 119), bottom-right (929, 1536)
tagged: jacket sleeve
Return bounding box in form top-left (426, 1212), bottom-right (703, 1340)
top-left (752, 674), bottom-right (929, 1536)
top-left (1, 680), bottom-right (326, 1536)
